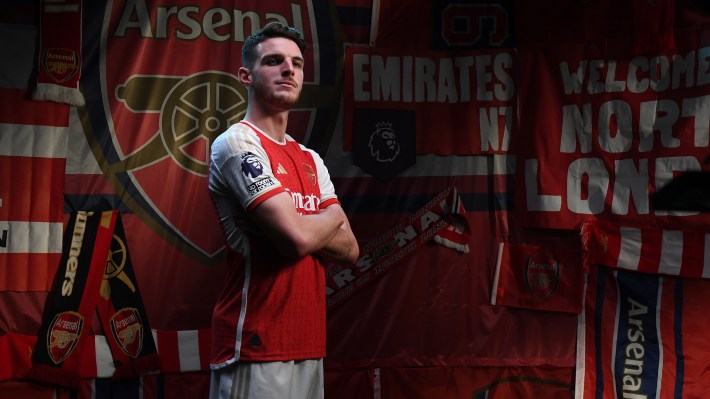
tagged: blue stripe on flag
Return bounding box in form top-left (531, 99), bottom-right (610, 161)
top-left (594, 268), bottom-right (607, 399)
top-left (613, 270), bottom-right (662, 399)
top-left (674, 278), bottom-right (684, 399)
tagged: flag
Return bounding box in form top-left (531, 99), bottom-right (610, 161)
top-left (376, 366), bottom-right (573, 399)
top-left (371, 0), bottom-right (514, 49)
top-left (581, 219), bottom-right (710, 279)
top-left (516, 0), bottom-right (675, 53)
top-left (0, 24), bottom-right (69, 291)
top-left (490, 242), bottom-right (585, 313)
top-left (0, 328), bottom-right (211, 382)
top-left (575, 266), bottom-right (710, 399)
top-left (334, 0), bottom-right (371, 45)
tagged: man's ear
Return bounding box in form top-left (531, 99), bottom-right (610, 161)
top-left (238, 66), bottom-right (252, 86)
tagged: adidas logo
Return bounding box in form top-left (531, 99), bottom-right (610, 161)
top-left (249, 334), bottom-right (263, 346)
top-left (276, 163), bottom-right (287, 174)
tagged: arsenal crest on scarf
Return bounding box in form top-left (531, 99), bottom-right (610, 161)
top-left (28, 211), bottom-right (159, 388)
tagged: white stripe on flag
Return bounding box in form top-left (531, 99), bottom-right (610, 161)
top-left (704, 235), bottom-right (710, 279)
top-left (490, 242), bottom-right (504, 306)
top-left (66, 107), bottom-right (102, 174)
top-left (659, 230), bottom-right (683, 276)
top-left (0, 221), bottom-right (63, 253)
top-left (617, 227), bottom-right (641, 271)
top-left (0, 123), bottom-right (67, 157)
top-left (177, 330), bottom-right (201, 372)
top-left (95, 335), bottom-right (115, 378)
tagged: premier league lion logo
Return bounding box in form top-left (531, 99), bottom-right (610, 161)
top-left (368, 122), bottom-right (400, 162)
top-left (241, 152), bottom-right (264, 178)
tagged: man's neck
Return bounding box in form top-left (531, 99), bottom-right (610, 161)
top-left (244, 106), bottom-right (289, 142)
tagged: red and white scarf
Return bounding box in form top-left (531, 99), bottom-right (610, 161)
top-left (33, 0), bottom-right (85, 106)
top-left (581, 219), bottom-right (710, 279)
top-left (326, 186), bottom-right (471, 309)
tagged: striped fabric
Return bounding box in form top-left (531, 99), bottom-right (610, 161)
top-left (0, 86), bottom-right (69, 291)
top-left (581, 219), bottom-right (710, 279)
top-left (0, 329), bottom-right (212, 381)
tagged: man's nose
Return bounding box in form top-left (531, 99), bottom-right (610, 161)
top-left (281, 59), bottom-right (295, 76)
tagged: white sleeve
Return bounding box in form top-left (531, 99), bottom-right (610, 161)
top-left (211, 124), bottom-right (283, 210)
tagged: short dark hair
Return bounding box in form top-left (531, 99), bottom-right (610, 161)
top-left (242, 22), bottom-right (307, 68)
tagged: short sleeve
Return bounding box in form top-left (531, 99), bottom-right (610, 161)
top-left (210, 123), bottom-right (284, 210)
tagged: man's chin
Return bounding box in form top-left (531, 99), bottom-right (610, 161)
top-left (269, 94), bottom-right (300, 110)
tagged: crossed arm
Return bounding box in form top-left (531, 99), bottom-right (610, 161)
top-left (251, 191), bottom-right (359, 263)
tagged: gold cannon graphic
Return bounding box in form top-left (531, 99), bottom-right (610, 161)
top-left (115, 71), bottom-right (341, 177)
top-left (116, 323), bottom-right (141, 347)
top-left (50, 330), bottom-right (80, 350)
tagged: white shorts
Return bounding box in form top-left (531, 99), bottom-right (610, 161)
top-left (209, 359), bottom-right (324, 399)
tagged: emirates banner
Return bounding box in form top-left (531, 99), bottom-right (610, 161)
top-left (343, 46), bottom-right (516, 163)
top-left (516, 40), bottom-right (710, 230)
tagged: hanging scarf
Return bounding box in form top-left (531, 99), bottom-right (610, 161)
top-left (33, 0), bottom-right (85, 106)
top-left (326, 186), bottom-right (470, 309)
top-left (28, 211), bottom-right (158, 388)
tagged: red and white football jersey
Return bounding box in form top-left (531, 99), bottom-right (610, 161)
top-left (208, 121), bottom-right (339, 367)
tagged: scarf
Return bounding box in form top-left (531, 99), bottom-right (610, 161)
top-left (33, 0), bottom-right (85, 106)
top-left (326, 186), bottom-right (470, 309)
top-left (28, 211), bottom-right (159, 388)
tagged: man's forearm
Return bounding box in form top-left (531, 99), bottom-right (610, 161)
top-left (316, 206), bottom-right (359, 264)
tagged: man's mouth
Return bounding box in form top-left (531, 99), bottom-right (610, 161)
top-left (277, 80), bottom-right (297, 88)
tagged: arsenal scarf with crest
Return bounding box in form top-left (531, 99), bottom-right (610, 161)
top-left (325, 186), bottom-right (471, 309)
top-left (33, 0), bottom-right (85, 106)
top-left (28, 211), bottom-right (158, 388)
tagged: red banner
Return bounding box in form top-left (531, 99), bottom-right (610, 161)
top-left (371, 0), bottom-right (514, 50)
top-left (344, 45), bottom-right (516, 157)
top-left (516, 37), bottom-right (710, 230)
top-left (491, 242), bottom-right (584, 313)
top-left (378, 366), bottom-right (572, 399)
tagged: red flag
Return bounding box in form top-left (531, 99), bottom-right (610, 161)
top-left (0, 86), bottom-right (68, 291)
top-left (490, 242), bottom-right (584, 313)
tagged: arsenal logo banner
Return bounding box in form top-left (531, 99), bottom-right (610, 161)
top-left (490, 242), bottom-right (584, 314)
top-left (28, 211), bottom-right (158, 388)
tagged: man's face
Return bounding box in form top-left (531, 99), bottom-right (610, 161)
top-left (247, 37), bottom-right (304, 111)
